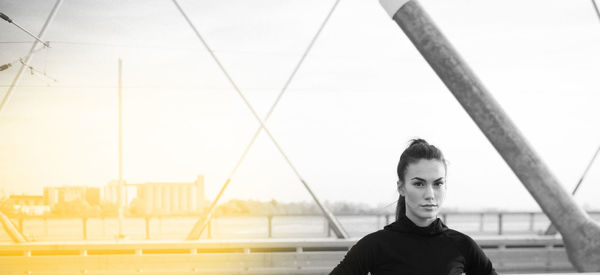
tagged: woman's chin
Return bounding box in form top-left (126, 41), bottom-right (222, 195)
top-left (417, 211), bottom-right (438, 220)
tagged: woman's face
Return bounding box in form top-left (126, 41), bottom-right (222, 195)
top-left (398, 159), bottom-right (446, 227)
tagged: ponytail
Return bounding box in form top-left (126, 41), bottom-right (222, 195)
top-left (395, 194), bottom-right (406, 221)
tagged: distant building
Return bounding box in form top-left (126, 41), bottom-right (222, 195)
top-left (86, 187), bottom-right (101, 206)
top-left (44, 186), bottom-right (101, 207)
top-left (103, 180), bottom-right (126, 205)
top-left (135, 175), bottom-right (206, 215)
top-left (8, 195), bottom-right (50, 215)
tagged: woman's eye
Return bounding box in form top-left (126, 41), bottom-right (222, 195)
top-left (435, 181), bottom-right (445, 186)
top-left (413, 182), bottom-right (424, 187)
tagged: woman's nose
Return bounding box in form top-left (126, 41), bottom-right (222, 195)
top-left (424, 184), bottom-right (435, 199)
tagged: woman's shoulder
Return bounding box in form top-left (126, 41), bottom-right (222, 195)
top-left (350, 228), bottom-right (398, 250)
top-left (356, 229), bottom-right (392, 244)
top-left (442, 228), bottom-right (480, 247)
top-left (441, 228), bottom-right (490, 261)
top-left (443, 227), bottom-right (470, 238)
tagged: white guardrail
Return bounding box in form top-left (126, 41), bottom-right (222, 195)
top-left (0, 235), bottom-right (595, 274)
top-left (7, 212), bottom-right (600, 241)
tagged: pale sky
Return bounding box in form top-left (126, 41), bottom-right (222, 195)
top-left (1, 0), bottom-right (600, 211)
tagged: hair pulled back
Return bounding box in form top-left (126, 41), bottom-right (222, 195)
top-left (396, 139), bottom-right (446, 221)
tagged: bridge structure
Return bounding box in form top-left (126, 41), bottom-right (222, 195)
top-left (2, 0), bottom-right (600, 273)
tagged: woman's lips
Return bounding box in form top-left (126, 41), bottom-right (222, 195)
top-left (421, 204), bottom-right (438, 210)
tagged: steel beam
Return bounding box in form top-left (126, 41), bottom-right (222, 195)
top-left (546, 145), bottom-right (600, 235)
top-left (0, 212), bottom-right (26, 243)
top-left (117, 59), bottom-right (125, 239)
top-left (379, 0), bottom-right (600, 271)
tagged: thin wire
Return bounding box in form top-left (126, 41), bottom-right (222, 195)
top-left (1, 12), bottom-right (50, 48)
top-left (0, 0), bottom-right (63, 114)
top-left (545, 144), bottom-right (600, 235)
top-left (372, 199), bottom-right (398, 218)
top-left (1, 45), bottom-right (48, 70)
top-left (0, 40), bottom-right (300, 58)
top-left (380, 200), bottom-right (399, 210)
top-left (1, 40), bottom-right (404, 61)
top-left (9, 23), bottom-right (50, 48)
top-left (0, 84), bottom-right (277, 89)
top-left (571, 145), bottom-right (600, 195)
top-left (592, 0), bottom-right (600, 24)
top-left (19, 59), bottom-right (57, 82)
top-left (0, 41), bottom-right (33, 44)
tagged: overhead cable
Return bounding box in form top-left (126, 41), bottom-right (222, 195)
top-left (0, 0), bottom-right (63, 114)
top-left (592, 0), bottom-right (600, 24)
top-left (0, 45), bottom-right (49, 72)
top-left (0, 12), bottom-right (50, 48)
top-left (19, 59), bottom-right (57, 82)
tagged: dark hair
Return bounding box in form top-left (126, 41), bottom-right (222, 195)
top-left (396, 138), bottom-right (446, 221)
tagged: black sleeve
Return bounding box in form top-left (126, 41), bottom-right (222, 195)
top-left (329, 236), bottom-right (377, 275)
top-left (463, 236), bottom-right (497, 275)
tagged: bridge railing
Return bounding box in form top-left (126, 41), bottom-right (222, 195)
top-left (5, 211), bottom-right (600, 241)
top-left (0, 235), bottom-right (579, 274)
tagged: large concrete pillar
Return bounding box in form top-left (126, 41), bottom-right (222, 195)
top-left (380, 0), bottom-right (600, 271)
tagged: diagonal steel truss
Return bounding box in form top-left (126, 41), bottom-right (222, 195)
top-left (171, 0), bottom-right (349, 239)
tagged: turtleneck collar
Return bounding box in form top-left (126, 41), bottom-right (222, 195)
top-left (384, 215), bottom-right (448, 236)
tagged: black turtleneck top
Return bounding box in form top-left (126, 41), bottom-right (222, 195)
top-left (330, 216), bottom-right (497, 275)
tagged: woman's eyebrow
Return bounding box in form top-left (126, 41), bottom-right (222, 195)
top-left (410, 177), bottom-right (444, 182)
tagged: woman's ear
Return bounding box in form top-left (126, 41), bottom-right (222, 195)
top-left (397, 180), bottom-right (405, 196)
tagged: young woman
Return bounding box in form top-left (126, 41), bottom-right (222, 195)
top-left (330, 139), bottom-right (496, 275)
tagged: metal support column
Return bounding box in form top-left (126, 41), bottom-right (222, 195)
top-left (117, 59), bottom-right (125, 239)
top-left (380, 0), bottom-right (600, 271)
